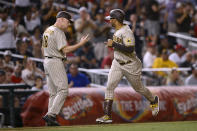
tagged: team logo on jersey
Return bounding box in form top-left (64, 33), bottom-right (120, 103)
top-left (125, 38), bottom-right (132, 44)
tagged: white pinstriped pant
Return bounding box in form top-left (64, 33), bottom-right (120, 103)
top-left (44, 58), bottom-right (68, 117)
top-left (105, 59), bottom-right (154, 102)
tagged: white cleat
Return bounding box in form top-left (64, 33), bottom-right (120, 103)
top-left (96, 115), bottom-right (112, 124)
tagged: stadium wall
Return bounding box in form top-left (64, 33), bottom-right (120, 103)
top-left (21, 86), bottom-right (197, 126)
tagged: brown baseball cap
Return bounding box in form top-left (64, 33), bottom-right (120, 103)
top-left (56, 11), bottom-right (74, 23)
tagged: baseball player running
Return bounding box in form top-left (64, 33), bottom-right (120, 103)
top-left (42, 11), bottom-right (90, 126)
top-left (96, 9), bottom-right (159, 124)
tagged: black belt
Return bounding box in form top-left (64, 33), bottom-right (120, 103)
top-left (45, 56), bottom-right (67, 61)
top-left (116, 59), bottom-right (132, 65)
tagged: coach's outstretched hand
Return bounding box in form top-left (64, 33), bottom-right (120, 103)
top-left (80, 34), bottom-right (90, 45)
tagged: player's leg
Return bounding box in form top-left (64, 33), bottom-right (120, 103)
top-left (125, 73), bottom-right (159, 116)
top-left (96, 60), bottom-right (123, 123)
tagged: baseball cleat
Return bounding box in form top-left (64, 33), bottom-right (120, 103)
top-left (150, 96), bottom-right (159, 116)
top-left (43, 115), bottom-right (60, 126)
top-left (96, 115), bottom-right (112, 124)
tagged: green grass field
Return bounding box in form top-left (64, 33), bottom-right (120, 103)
top-left (1, 121), bottom-right (197, 131)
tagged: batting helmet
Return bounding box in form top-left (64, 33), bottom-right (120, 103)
top-left (105, 9), bottom-right (125, 23)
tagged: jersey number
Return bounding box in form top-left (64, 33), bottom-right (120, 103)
top-left (42, 35), bottom-right (48, 48)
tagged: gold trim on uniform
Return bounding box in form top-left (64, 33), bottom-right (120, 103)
top-left (113, 35), bottom-right (122, 43)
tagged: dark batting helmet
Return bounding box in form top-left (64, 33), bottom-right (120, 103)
top-left (105, 9), bottom-right (125, 23)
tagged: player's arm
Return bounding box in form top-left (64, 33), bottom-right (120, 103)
top-left (112, 42), bottom-right (134, 53)
top-left (106, 32), bottom-right (135, 53)
top-left (61, 35), bottom-right (90, 54)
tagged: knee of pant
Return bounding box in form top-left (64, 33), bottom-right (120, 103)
top-left (134, 86), bottom-right (145, 94)
top-left (58, 88), bottom-right (68, 97)
top-left (49, 92), bottom-right (57, 98)
top-left (57, 81), bottom-right (68, 90)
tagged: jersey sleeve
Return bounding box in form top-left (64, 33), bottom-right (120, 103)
top-left (122, 30), bottom-right (135, 46)
top-left (55, 30), bottom-right (68, 51)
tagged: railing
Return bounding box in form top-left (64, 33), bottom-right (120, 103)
top-left (0, 51), bottom-right (192, 87)
top-left (0, 84), bottom-right (38, 127)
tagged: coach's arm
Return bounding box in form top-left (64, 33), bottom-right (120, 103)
top-left (62, 35), bottom-right (90, 54)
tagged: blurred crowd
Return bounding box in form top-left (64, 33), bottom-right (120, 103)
top-left (0, 0), bottom-right (197, 88)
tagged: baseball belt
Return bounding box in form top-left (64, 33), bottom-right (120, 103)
top-left (115, 59), bottom-right (132, 65)
top-left (45, 56), bottom-right (67, 61)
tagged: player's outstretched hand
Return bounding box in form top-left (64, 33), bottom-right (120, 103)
top-left (80, 34), bottom-right (90, 45)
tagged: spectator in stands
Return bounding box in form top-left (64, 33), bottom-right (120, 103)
top-left (94, 9), bottom-right (111, 63)
top-left (123, 0), bottom-right (139, 20)
top-left (192, 52), bottom-right (197, 64)
top-left (0, 7), bottom-right (16, 52)
top-left (0, 70), bottom-right (6, 84)
top-left (0, 57), bottom-right (3, 69)
top-left (185, 64), bottom-right (197, 85)
top-left (157, 35), bottom-right (173, 56)
top-left (16, 38), bottom-right (33, 57)
top-left (76, 42), bottom-right (97, 68)
top-left (11, 63), bottom-right (23, 83)
top-left (3, 50), bottom-right (14, 70)
top-left (169, 44), bottom-right (186, 66)
top-left (166, 68), bottom-right (183, 86)
top-left (193, 12), bottom-right (197, 38)
top-left (101, 48), bottom-right (114, 69)
top-left (31, 76), bottom-right (44, 91)
top-left (0, 95), bottom-right (2, 108)
top-left (14, 13), bottom-right (28, 35)
top-left (31, 27), bottom-right (42, 58)
top-left (152, 49), bottom-right (178, 77)
top-left (180, 52), bottom-right (193, 67)
top-left (24, 6), bottom-right (41, 34)
top-left (5, 69), bottom-right (12, 83)
top-left (22, 59), bottom-right (44, 86)
top-left (143, 42), bottom-right (157, 68)
top-left (89, 1), bottom-right (99, 20)
top-left (145, 0), bottom-right (160, 45)
top-left (129, 13), bottom-right (144, 60)
top-left (15, 0), bottom-right (31, 17)
top-left (31, 27), bottom-right (41, 46)
top-left (41, 0), bottom-right (57, 27)
top-left (67, 64), bottom-right (90, 88)
top-left (164, 0), bottom-right (177, 33)
top-left (75, 7), bottom-right (97, 42)
top-left (175, 2), bottom-right (192, 47)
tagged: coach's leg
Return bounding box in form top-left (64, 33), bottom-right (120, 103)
top-left (47, 60), bottom-right (68, 117)
top-left (47, 74), bottom-right (57, 114)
